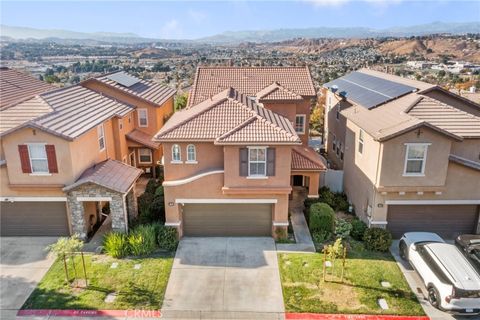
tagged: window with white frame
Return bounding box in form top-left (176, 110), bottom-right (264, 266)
top-left (97, 124), bottom-right (105, 151)
top-left (358, 129), bottom-right (364, 154)
top-left (248, 147), bottom-right (267, 176)
top-left (139, 148), bottom-right (152, 164)
top-left (171, 144), bottom-right (181, 162)
top-left (138, 109), bottom-right (148, 127)
top-left (336, 106), bottom-right (340, 120)
top-left (186, 144), bottom-right (196, 162)
top-left (404, 143), bottom-right (429, 175)
top-left (28, 144), bottom-right (48, 173)
top-left (295, 115), bottom-right (306, 134)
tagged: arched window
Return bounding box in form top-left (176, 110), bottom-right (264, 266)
top-left (187, 145), bottom-right (196, 162)
top-left (172, 144), bottom-right (181, 162)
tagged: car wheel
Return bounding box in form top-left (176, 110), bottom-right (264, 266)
top-left (399, 241), bottom-right (408, 260)
top-left (427, 286), bottom-right (441, 308)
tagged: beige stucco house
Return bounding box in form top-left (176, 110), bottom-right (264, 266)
top-left (154, 67), bottom-right (326, 238)
top-left (0, 69), bottom-right (175, 237)
top-left (324, 69), bottom-right (480, 238)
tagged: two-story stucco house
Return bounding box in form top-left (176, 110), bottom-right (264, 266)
top-left (324, 69), bottom-right (480, 238)
top-left (154, 67), bottom-right (326, 238)
top-left (0, 69), bottom-right (175, 237)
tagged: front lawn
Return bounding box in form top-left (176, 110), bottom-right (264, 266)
top-left (278, 243), bottom-right (424, 316)
top-left (22, 253), bottom-right (173, 310)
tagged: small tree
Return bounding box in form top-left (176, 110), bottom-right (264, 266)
top-left (46, 235), bottom-right (83, 283)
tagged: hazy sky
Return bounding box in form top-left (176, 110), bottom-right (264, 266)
top-left (1, 1), bottom-right (479, 39)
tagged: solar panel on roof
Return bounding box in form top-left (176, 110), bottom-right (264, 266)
top-left (323, 71), bottom-right (417, 109)
top-left (106, 72), bottom-right (141, 88)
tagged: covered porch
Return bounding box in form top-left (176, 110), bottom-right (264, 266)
top-left (126, 128), bottom-right (161, 178)
top-left (290, 146), bottom-right (327, 198)
top-left (63, 159), bottom-right (143, 240)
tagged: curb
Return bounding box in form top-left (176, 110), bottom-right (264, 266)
top-left (17, 309), bottom-right (162, 318)
top-left (286, 313), bottom-right (430, 320)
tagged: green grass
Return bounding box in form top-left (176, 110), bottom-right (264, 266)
top-left (278, 243), bottom-right (424, 316)
top-left (22, 253), bottom-right (173, 310)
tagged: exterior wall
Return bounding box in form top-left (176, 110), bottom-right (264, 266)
top-left (163, 172), bottom-right (289, 237)
top-left (324, 91), bottom-right (350, 169)
top-left (450, 138), bottom-right (480, 162)
top-left (162, 142), bottom-right (224, 181)
top-left (113, 111), bottom-right (136, 163)
top-left (291, 170), bottom-right (320, 197)
top-left (378, 127), bottom-right (452, 188)
top-left (223, 145), bottom-right (292, 189)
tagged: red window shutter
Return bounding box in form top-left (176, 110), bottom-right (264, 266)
top-left (18, 145), bottom-right (32, 173)
top-left (45, 145), bottom-right (58, 173)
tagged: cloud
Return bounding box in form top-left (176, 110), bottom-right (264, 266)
top-left (159, 19), bottom-right (182, 39)
top-left (188, 9), bottom-right (207, 23)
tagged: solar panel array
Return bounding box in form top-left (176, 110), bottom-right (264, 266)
top-left (324, 71), bottom-right (417, 109)
top-left (106, 72), bottom-right (141, 88)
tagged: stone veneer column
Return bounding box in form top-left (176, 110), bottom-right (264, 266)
top-left (110, 193), bottom-right (128, 233)
top-left (126, 187), bottom-right (138, 222)
top-left (66, 194), bottom-right (88, 240)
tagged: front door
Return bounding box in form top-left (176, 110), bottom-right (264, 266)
top-left (293, 175), bottom-right (303, 187)
top-left (129, 151), bottom-right (136, 167)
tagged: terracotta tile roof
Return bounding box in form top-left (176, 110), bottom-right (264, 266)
top-left (63, 159), bottom-right (143, 193)
top-left (126, 129), bottom-right (160, 149)
top-left (0, 67), bottom-right (54, 110)
top-left (407, 96), bottom-right (480, 138)
top-left (188, 66), bottom-right (316, 107)
top-left (291, 146), bottom-right (327, 171)
top-left (257, 82), bottom-right (303, 102)
top-left (95, 71), bottom-right (176, 106)
top-left (155, 88), bottom-right (300, 145)
top-left (0, 85), bottom-right (134, 139)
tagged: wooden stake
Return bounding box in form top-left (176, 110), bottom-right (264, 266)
top-left (71, 254), bottom-right (78, 287)
top-left (63, 254), bottom-right (69, 283)
top-left (322, 246), bottom-right (327, 282)
top-left (81, 252), bottom-right (88, 287)
top-left (341, 247), bottom-right (347, 283)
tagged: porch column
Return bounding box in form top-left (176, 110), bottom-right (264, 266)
top-left (126, 187), bottom-right (138, 222)
top-left (110, 193), bottom-right (128, 233)
top-left (66, 194), bottom-right (88, 240)
top-left (307, 172), bottom-right (320, 198)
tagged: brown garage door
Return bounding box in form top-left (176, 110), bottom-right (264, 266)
top-left (183, 203), bottom-right (272, 237)
top-left (387, 205), bottom-right (479, 239)
top-left (1, 202), bottom-right (70, 236)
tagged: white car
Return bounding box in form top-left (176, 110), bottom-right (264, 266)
top-left (399, 232), bottom-right (480, 315)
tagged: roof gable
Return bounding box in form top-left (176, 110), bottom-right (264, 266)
top-left (257, 82), bottom-right (303, 102)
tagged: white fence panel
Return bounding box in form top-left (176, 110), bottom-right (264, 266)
top-left (321, 169), bottom-right (344, 193)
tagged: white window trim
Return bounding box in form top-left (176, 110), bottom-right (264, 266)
top-left (186, 144), bottom-right (196, 163)
top-left (295, 114), bottom-right (306, 134)
top-left (248, 146), bottom-right (267, 177)
top-left (171, 144), bottom-right (182, 164)
top-left (138, 148), bottom-right (153, 164)
top-left (358, 129), bottom-right (364, 155)
top-left (27, 143), bottom-right (50, 175)
top-left (138, 108), bottom-right (148, 128)
top-left (403, 143), bottom-right (431, 177)
top-left (97, 124), bottom-right (105, 152)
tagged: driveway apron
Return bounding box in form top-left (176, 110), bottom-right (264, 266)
top-left (162, 237), bottom-right (285, 315)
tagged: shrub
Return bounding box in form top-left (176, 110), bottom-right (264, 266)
top-left (363, 228), bottom-right (392, 252)
top-left (333, 193), bottom-right (350, 212)
top-left (324, 238), bottom-right (345, 259)
top-left (318, 187), bottom-right (335, 208)
top-left (157, 226), bottom-right (178, 252)
top-left (309, 203), bottom-right (335, 233)
top-left (136, 184), bottom-right (165, 225)
top-left (334, 218), bottom-right (353, 239)
top-left (128, 224), bottom-right (158, 256)
top-left (351, 218), bottom-right (367, 240)
top-left (145, 178), bottom-right (160, 195)
top-left (103, 232), bottom-right (129, 258)
top-left (312, 230), bottom-right (332, 244)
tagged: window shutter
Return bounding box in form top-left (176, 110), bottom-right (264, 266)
top-left (45, 145), bottom-right (58, 173)
top-left (239, 148), bottom-right (248, 176)
top-left (18, 145), bottom-right (32, 173)
top-left (267, 148), bottom-right (276, 176)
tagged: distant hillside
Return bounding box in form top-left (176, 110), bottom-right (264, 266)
top-left (0, 25), bottom-right (158, 44)
top-left (200, 22), bottom-right (480, 44)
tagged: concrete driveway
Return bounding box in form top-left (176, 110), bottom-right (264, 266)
top-left (162, 237), bottom-right (284, 319)
top-left (0, 237), bottom-right (57, 319)
top-left (390, 240), bottom-right (477, 320)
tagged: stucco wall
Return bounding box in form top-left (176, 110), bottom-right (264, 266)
top-left (324, 91), bottom-right (351, 169)
top-left (450, 138), bottom-right (480, 162)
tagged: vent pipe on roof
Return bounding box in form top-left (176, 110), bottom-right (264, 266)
top-left (330, 85), bottom-right (338, 93)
